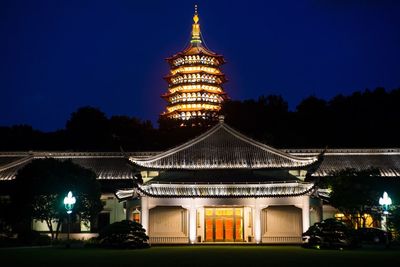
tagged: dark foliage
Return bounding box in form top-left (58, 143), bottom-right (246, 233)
top-left (16, 229), bottom-right (51, 246)
top-left (0, 87), bottom-right (399, 150)
top-left (11, 158), bottom-right (103, 239)
top-left (355, 227), bottom-right (392, 247)
top-left (302, 218), bottom-right (359, 249)
top-left (223, 87), bottom-right (400, 148)
top-left (97, 220), bottom-right (149, 249)
top-left (323, 168), bottom-right (400, 229)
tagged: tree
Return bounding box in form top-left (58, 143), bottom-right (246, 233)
top-left (98, 220), bottom-right (149, 249)
top-left (109, 115), bottom-right (155, 150)
top-left (11, 158), bottom-right (103, 240)
top-left (325, 168), bottom-right (390, 229)
top-left (66, 106), bottom-right (112, 150)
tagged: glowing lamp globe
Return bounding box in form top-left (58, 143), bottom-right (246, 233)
top-left (63, 191), bottom-right (76, 214)
top-left (379, 191), bottom-right (392, 214)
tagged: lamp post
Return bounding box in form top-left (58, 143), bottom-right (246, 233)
top-left (63, 191), bottom-right (76, 248)
top-left (379, 191), bottom-right (392, 232)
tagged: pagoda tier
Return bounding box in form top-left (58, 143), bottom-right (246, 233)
top-left (162, 84), bottom-right (225, 96)
top-left (163, 92), bottom-right (225, 105)
top-left (160, 6), bottom-right (229, 123)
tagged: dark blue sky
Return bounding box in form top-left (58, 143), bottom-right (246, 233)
top-left (1, 0), bottom-right (400, 131)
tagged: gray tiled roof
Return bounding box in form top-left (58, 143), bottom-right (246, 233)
top-left (286, 149), bottom-right (400, 177)
top-left (116, 181), bottom-right (315, 199)
top-left (0, 148), bottom-right (399, 181)
top-left (0, 152), bottom-right (154, 181)
top-left (130, 122), bottom-right (318, 169)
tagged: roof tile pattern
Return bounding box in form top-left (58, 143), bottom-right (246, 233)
top-left (116, 181), bottom-right (314, 199)
top-left (130, 123), bottom-right (317, 169)
top-left (317, 152), bottom-right (400, 177)
top-left (0, 153), bottom-right (136, 181)
top-left (0, 149), bottom-right (399, 181)
top-left (129, 181), bottom-right (314, 198)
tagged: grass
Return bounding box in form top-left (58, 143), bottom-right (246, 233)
top-left (1, 245), bottom-right (399, 267)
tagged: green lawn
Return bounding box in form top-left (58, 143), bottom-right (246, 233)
top-left (1, 245), bottom-right (399, 267)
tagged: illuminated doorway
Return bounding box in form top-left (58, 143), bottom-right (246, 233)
top-left (205, 207), bottom-right (243, 242)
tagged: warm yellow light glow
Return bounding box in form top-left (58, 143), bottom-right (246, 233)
top-left (334, 213), bottom-right (345, 219)
top-left (171, 74), bottom-right (219, 84)
top-left (193, 14), bottom-right (199, 24)
top-left (173, 55), bottom-right (217, 66)
top-left (169, 92), bottom-right (222, 104)
top-left (168, 84), bottom-right (222, 94)
top-left (171, 66), bottom-right (220, 75)
top-left (363, 213), bottom-right (374, 227)
top-left (168, 110), bottom-right (218, 120)
top-left (166, 103), bottom-right (220, 113)
top-left (161, 5), bottom-right (227, 122)
top-left (191, 8), bottom-right (201, 44)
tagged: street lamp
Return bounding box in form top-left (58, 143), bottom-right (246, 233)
top-left (379, 191), bottom-right (392, 231)
top-left (63, 191), bottom-right (76, 248)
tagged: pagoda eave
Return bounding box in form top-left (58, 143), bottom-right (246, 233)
top-left (162, 90), bottom-right (227, 99)
top-left (166, 52), bottom-right (225, 64)
top-left (162, 107), bottom-right (221, 116)
top-left (164, 71), bottom-right (226, 79)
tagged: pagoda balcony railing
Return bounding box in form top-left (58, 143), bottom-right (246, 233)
top-left (171, 61), bottom-right (220, 69)
top-left (168, 99), bottom-right (222, 105)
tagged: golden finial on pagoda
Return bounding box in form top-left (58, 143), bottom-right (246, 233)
top-left (193, 4), bottom-right (199, 24)
top-left (191, 4), bottom-right (201, 44)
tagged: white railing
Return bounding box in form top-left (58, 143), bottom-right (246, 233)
top-left (150, 236), bottom-right (189, 244)
top-left (262, 236), bottom-right (302, 244)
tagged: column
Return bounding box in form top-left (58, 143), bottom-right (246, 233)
top-left (125, 200), bottom-right (132, 221)
top-left (254, 200), bottom-right (262, 244)
top-left (302, 196), bottom-right (310, 232)
top-left (140, 196), bottom-right (149, 235)
top-left (189, 199), bottom-right (197, 244)
top-left (317, 199), bottom-right (323, 223)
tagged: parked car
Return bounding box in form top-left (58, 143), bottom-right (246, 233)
top-left (355, 227), bottom-right (392, 247)
top-left (302, 218), bottom-right (358, 249)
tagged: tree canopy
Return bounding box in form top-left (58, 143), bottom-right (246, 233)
top-left (11, 158), bottom-right (103, 239)
top-left (323, 168), bottom-right (400, 229)
top-left (0, 87), bottom-right (399, 150)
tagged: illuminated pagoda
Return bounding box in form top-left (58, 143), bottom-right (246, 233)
top-left (161, 5), bottom-right (228, 124)
top-left (2, 6), bottom-right (400, 246)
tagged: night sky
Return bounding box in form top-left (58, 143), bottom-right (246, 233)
top-left (1, 0), bottom-right (400, 131)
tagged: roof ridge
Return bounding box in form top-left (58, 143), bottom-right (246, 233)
top-left (131, 123), bottom-right (222, 163)
top-left (221, 124), bottom-right (317, 162)
top-left (131, 122), bottom-right (318, 168)
top-left (0, 155), bottom-right (33, 172)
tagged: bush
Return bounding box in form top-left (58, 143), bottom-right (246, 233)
top-left (302, 218), bottom-right (358, 249)
top-left (17, 230), bottom-right (51, 246)
top-left (0, 235), bottom-right (19, 247)
top-left (51, 238), bottom-right (85, 248)
top-left (98, 220), bottom-right (149, 249)
top-left (84, 237), bottom-right (100, 248)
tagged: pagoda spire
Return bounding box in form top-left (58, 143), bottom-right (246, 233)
top-left (191, 5), bottom-right (201, 44)
top-left (161, 5), bottom-right (228, 125)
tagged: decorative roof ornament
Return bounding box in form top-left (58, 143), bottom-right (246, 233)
top-left (191, 4), bottom-right (201, 44)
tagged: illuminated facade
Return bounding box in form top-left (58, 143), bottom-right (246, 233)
top-left (1, 127), bottom-right (399, 242)
top-left (161, 6), bottom-right (228, 123)
top-left (1, 7), bottom-right (399, 244)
